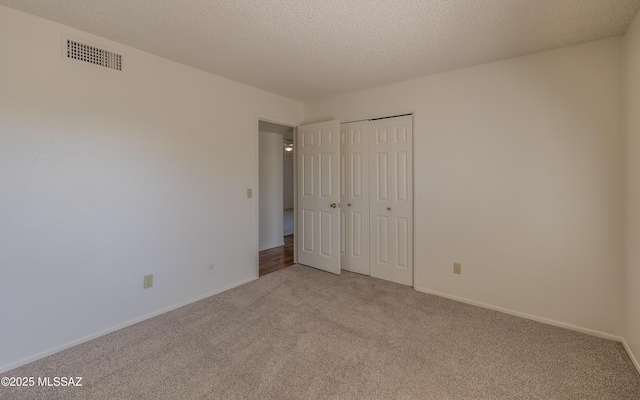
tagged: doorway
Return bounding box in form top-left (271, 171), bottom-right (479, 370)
top-left (257, 114), bottom-right (414, 286)
top-left (258, 120), bottom-right (296, 276)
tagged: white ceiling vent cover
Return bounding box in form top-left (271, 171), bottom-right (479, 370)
top-left (66, 39), bottom-right (122, 71)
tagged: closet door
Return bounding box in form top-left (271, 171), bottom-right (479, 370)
top-left (343, 121), bottom-right (370, 275)
top-left (369, 116), bottom-right (413, 285)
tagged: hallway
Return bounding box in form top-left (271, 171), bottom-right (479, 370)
top-left (259, 234), bottom-right (294, 277)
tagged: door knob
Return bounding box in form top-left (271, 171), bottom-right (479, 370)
top-left (387, 207), bottom-right (391, 211)
top-left (348, 203), bottom-right (352, 207)
top-left (330, 203), bottom-right (337, 208)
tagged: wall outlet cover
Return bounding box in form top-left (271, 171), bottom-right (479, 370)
top-left (143, 274), bottom-right (153, 289)
top-left (207, 263), bottom-right (215, 275)
top-left (453, 263), bottom-right (462, 275)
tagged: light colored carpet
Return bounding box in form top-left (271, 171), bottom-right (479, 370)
top-left (3, 265), bottom-right (640, 399)
top-left (284, 208), bottom-right (294, 236)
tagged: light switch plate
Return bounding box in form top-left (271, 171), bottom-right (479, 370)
top-left (247, 188), bottom-right (252, 198)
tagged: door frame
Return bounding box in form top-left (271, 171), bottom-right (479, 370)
top-left (255, 115), bottom-right (299, 278)
top-left (254, 112), bottom-right (416, 286)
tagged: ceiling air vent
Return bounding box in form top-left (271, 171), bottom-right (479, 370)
top-left (66, 39), bottom-right (122, 71)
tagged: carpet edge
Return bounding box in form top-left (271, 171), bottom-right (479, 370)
top-left (414, 286), bottom-right (622, 341)
top-left (0, 276), bottom-right (258, 374)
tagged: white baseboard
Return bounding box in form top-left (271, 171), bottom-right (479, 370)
top-left (259, 241), bottom-right (284, 251)
top-left (418, 286), bottom-right (640, 373)
top-left (622, 338), bottom-right (640, 375)
top-left (414, 286), bottom-right (622, 342)
top-left (0, 276), bottom-right (257, 374)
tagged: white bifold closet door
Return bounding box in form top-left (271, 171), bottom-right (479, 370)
top-left (368, 116), bottom-right (413, 286)
top-left (341, 121), bottom-right (370, 275)
top-left (341, 115), bottom-right (413, 286)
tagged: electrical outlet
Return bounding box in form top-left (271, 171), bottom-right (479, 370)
top-left (207, 263), bottom-right (215, 275)
top-left (143, 274), bottom-right (153, 289)
top-left (453, 263), bottom-right (462, 275)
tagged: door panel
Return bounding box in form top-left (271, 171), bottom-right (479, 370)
top-left (319, 211), bottom-right (333, 256)
top-left (395, 217), bottom-right (409, 269)
top-left (352, 152), bottom-right (363, 198)
top-left (396, 152), bottom-right (408, 202)
top-left (320, 153), bottom-right (333, 196)
top-left (351, 211), bottom-right (363, 257)
top-left (302, 154), bottom-right (314, 196)
top-left (377, 215), bottom-right (390, 265)
top-left (297, 120), bottom-right (341, 274)
top-left (376, 152), bottom-right (389, 201)
top-left (369, 116), bottom-right (413, 285)
top-left (302, 209), bottom-right (314, 253)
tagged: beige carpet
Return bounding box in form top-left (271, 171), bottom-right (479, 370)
top-left (3, 265), bottom-right (640, 399)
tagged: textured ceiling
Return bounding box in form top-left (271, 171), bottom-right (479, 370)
top-left (1, 0), bottom-right (639, 100)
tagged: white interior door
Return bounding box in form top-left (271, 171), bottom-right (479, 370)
top-left (297, 120), bottom-right (341, 274)
top-left (343, 121), bottom-right (370, 275)
top-left (369, 116), bottom-right (413, 285)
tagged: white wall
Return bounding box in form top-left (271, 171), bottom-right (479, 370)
top-left (0, 5), bottom-right (302, 372)
top-left (623, 11), bottom-right (640, 371)
top-left (283, 149), bottom-right (294, 209)
top-left (304, 37), bottom-right (624, 337)
top-left (259, 132), bottom-right (284, 250)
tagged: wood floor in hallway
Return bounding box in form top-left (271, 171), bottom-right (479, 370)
top-left (259, 234), bottom-right (294, 277)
